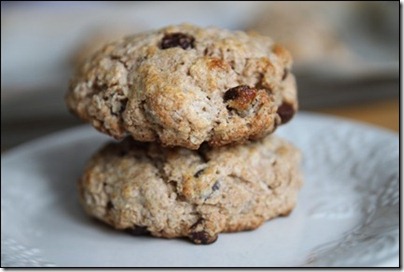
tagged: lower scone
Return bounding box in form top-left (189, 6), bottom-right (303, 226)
top-left (78, 135), bottom-right (303, 244)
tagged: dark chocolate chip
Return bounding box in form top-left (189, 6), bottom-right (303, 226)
top-left (223, 85), bottom-right (257, 102)
top-left (223, 85), bottom-right (249, 102)
top-left (212, 181), bottom-right (220, 191)
top-left (194, 169), bottom-right (205, 178)
top-left (277, 102), bottom-right (295, 124)
top-left (223, 85), bottom-right (258, 111)
top-left (190, 231), bottom-right (218, 244)
top-left (126, 225), bottom-right (150, 236)
top-left (160, 33), bottom-right (195, 50)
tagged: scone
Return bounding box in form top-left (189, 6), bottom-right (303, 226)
top-left (66, 24), bottom-right (298, 150)
top-left (78, 135), bottom-right (302, 244)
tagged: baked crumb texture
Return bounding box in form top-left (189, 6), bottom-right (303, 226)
top-left (67, 24), bottom-right (297, 149)
top-left (79, 135), bottom-right (302, 244)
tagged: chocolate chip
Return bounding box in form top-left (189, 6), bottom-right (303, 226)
top-left (223, 85), bottom-right (258, 111)
top-left (190, 231), bottom-right (218, 244)
top-left (194, 169), bottom-right (205, 178)
top-left (223, 86), bottom-right (245, 101)
top-left (282, 68), bottom-right (289, 81)
top-left (126, 225), bottom-right (150, 236)
top-left (277, 102), bottom-right (295, 124)
top-left (212, 181), bottom-right (220, 191)
top-left (160, 33), bottom-right (195, 50)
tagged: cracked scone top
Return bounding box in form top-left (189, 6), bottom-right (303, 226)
top-left (78, 135), bottom-right (302, 244)
top-left (66, 24), bottom-right (297, 149)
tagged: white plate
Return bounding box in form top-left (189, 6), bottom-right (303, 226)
top-left (1, 113), bottom-right (399, 267)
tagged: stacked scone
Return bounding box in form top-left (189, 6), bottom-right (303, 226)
top-left (66, 24), bottom-right (302, 244)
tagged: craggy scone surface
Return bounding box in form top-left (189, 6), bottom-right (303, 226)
top-left (78, 135), bottom-right (302, 244)
top-left (67, 24), bottom-right (298, 149)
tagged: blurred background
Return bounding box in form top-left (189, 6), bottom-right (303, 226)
top-left (1, 1), bottom-right (399, 150)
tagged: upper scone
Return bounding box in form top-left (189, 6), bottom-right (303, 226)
top-left (66, 24), bottom-right (297, 149)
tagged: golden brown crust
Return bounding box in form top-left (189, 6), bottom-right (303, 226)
top-left (66, 24), bottom-right (298, 149)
